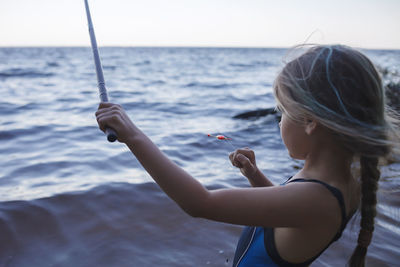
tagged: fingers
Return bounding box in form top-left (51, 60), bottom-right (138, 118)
top-left (229, 151), bottom-right (242, 167)
top-left (236, 153), bottom-right (253, 171)
top-left (96, 111), bottom-right (120, 131)
top-left (229, 150), bottom-right (257, 178)
top-left (96, 112), bottom-right (114, 132)
top-left (97, 102), bottom-right (120, 109)
top-left (95, 103), bottom-right (123, 132)
top-left (96, 102), bottom-right (121, 116)
top-left (229, 148), bottom-right (256, 166)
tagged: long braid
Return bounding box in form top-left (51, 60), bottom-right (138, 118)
top-left (349, 156), bottom-right (380, 267)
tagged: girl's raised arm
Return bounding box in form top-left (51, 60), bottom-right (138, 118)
top-left (95, 103), bottom-right (338, 228)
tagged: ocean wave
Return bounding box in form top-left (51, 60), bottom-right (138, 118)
top-left (133, 60), bottom-right (151, 66)
top-left (229, 60), bottom-right (272, 69)
top-left (0, 182), bottom-right (239, 267)
top-left (0, 125), bottom-right (51, 141)
top-left (0, 68), bottom-right (54, 79)
top-left (103, 65), bottom-right (116, 70)
top-left (184, 81), bottom-right (243, 89)
top-left (46, 62), bottom-right (59, 67)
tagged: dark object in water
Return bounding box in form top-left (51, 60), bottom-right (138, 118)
top-left (378, 66), bottom-right (400, 113)
top-left (385, 82), bottom-right (400, 112)
top-left (233, 108), bottom-right (279, 119)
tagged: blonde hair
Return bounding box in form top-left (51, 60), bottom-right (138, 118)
top-left (273, 45), bottom-right (400, 267)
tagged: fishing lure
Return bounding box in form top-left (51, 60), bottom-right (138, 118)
top-left (207, 134), bottom-right (232, 140)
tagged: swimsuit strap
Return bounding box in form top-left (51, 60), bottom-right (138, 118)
top-left (261, 178), bottom-right (351, 267)
top-left (286, 178), bottom-right (347, 239)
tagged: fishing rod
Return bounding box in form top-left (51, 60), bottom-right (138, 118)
top-left (84, 0), bottom-right (117, 142)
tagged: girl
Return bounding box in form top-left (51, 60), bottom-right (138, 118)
top-left (95, 45), bottom-right (399, 266)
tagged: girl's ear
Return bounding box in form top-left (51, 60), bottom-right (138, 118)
top-left (304, 118), bottom-right (318, 135)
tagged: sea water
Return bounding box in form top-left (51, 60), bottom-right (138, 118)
top-left (0, 47), bottom-right (399, 266)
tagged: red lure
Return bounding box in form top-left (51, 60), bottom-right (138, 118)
top-left (207, 134), bottom-right (232, 140)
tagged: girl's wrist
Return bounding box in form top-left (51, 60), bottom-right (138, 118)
top-left (248, 167), bottom-right (262, 180)
top-left (247, 168), bottom-right (272, 187)
top-left (124, 128), bottom-right (146, 148)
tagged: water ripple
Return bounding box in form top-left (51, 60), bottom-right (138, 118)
top-left (0, 68), bottom-right (54, 79)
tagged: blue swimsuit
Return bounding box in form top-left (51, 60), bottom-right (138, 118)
top-left (232, 178), bottom-right (352, 267)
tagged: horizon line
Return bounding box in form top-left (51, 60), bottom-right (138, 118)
top-left (0, 44), bottom-right (399, 51)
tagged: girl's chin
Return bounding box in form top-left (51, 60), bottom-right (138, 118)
top-left (288, 152), bottom-right (306, 160)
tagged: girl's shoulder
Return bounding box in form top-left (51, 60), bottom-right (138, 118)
top-left (284, 176), bottom-right (359, 220)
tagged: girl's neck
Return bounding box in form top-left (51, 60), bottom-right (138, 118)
top-left (296, 143), bottom-right (353, 184)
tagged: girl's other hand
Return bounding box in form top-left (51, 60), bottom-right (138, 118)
top-left (229, 148), bottom-right (259, 179)
top-left (95, 102), bottom-right (139, 144)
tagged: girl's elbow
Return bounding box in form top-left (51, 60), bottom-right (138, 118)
top-left (180, 193), bottom-right (210, 218)
top-left (183, 206), bottom-right (203, 218)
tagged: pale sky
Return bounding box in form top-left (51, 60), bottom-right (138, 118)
top-left (0, 0), bottom-right (399, 49)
